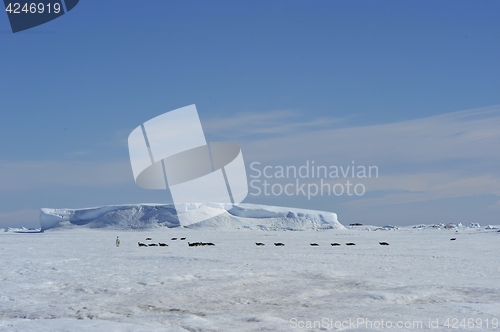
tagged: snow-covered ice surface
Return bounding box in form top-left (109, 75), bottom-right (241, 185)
top-left (1, 209), bottom-right (499, 331)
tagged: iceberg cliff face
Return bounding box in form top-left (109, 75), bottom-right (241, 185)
top-left (39, 203), bottom-right (345, 231)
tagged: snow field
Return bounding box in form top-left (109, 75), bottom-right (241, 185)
top-left (0, 227), bottom-right (499, 331)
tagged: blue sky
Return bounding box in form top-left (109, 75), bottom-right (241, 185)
top-left (1, 0), bottom-right (499, 227)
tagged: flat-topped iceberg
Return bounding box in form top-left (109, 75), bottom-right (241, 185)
top-left (39, 203), bottom-right (345, 231)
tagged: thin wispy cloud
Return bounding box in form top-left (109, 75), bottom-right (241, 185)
top-left (241, 105), bottom-right (500, 165)
top-left (98, 128), bottom-right (134, 148)
top-left (232, 105), bottom-right (500, 208)
top-left (203, 110), bottom-right (342, 138)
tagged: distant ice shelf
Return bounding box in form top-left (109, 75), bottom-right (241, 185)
top-left (39, 203), bottom-right (345, 231)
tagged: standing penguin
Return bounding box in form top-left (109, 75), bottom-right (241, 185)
top-left (116, 236), bottom-right (120, 247)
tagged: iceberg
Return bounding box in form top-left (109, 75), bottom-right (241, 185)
top-left (39, 203), bottom-right (345, 231)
